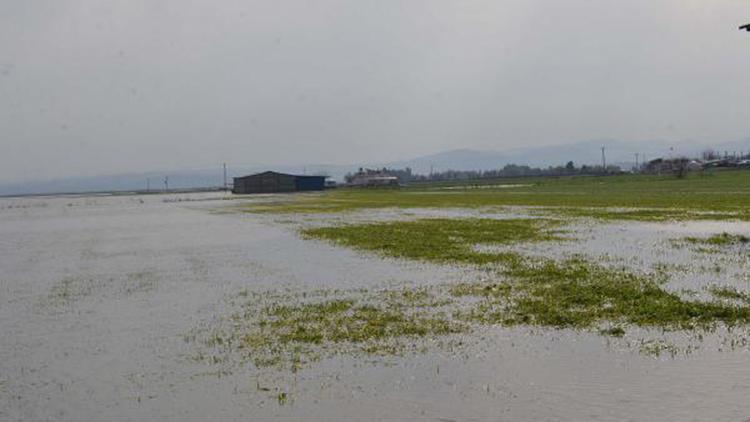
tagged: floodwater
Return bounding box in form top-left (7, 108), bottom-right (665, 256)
top-left (2, 192), bottom-right (750, 421)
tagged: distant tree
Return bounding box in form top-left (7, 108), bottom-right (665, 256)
top-left (702, 149), bottom-right (718, 161)
top-left (675, 162), bottom-right (687, 178)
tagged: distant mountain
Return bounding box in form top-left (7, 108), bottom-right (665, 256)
top-left (2, 138), bottom-right (749, 196)
top-left (382, 149), bottom-right (511, 174)
top-left (385, 139), bottom-right (750, 175)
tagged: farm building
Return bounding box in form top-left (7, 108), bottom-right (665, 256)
top-left (644, 158), bottom-right (702, 174)
top-left (348, 174), bottom-right (399, 187)
top-left (346, 168), bottom-right (400, 187)
top-left (232, 171), bottom-right (326, 194)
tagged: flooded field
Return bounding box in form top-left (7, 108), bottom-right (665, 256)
top-left (3, 191), bottom-right (750, 421)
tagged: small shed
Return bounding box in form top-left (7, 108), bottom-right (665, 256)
top-left (232, 171), bottom-right (326, 194)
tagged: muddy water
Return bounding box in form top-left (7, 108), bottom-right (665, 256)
top-left (2, 193), bottom-right (750, 421)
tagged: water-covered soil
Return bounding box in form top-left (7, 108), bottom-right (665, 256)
top-left (3, 192), bottom-right (750, 421)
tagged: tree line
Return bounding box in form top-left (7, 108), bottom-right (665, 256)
top-left (346, 162), bottom-right (622, 184)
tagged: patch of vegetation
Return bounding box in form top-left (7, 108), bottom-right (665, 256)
top-left (45, 277), bottom-right (102, 305)
top-left (261, 299), bottom-right (461, 345)
top-left (710, 286), bottom-right (750, 304)
top-left (192, 287), bottom-right (464, 370)
top-left (121, 271), bottom-right (157, 295)
top-left (304, 218), bottom-right (564, 265)
top-left (194, 211), bottom-right (750, 371)
top-left (237, 170), bottom-right (750, 221)
top-left (542, 207), bottom-right (739, 222)
top-left (456, 256), bottom-right (750, 331)
top-left (385, 286), bottom-right (453, 308)
top-left (672, 232), bottom-right (750, 255)
top-left (599, 326), bottom-right (626, 337)
top-left (639, 339), bottom-right (681, 357)
top-left (450, 282), bottom-right (512, 298)
top-left (277, 392), bottom-right (288, 406)
top-left (191, 255), bottom-right (750, 371)
top-left (683, 232), bottom-right (750, 246)
top-left (307, 219), bottom-right (750, 334)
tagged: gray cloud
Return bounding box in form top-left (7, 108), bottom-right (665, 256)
top-left (2, 0), bottom-right (750, 182)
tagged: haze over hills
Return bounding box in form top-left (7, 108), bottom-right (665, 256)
top-left (2, 138), bottom-right (749, 196)
top-left (390, 138), bottom-right (750, 174)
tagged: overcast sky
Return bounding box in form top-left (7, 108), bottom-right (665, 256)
top-left (1, 1), bottom-right (749, 183)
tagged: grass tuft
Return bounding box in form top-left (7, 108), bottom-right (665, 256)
top-left (710, 286), bottom-right (750, 304)
top-left (683, 232), bottom-right (750, 246)
top-left (600, 326), bottom-right (626, 337)
top-left (263, 299), bottom-right (461, 346)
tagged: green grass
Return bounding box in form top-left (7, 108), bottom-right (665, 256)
top-left (277, 392), bottom-right (288, 406)
top-left (639, 339), bottom-right (681, 357)
top-left (190, 229), bottom-right (750, 371)
top-left (304, 218), bottom-right (564, 264)
top-left (600, 326), bottom-right (626, 337)
top-left (193, 252), bottom-right (750, 371)
top-left (260, 299), bottom-right (462, 346)
top-left (671, 232), bottom-right (750, 254)
top-left (710, 286), bottom-right (750, 304)
top-left (196, 287), bottom-right (464, 370)
top-left (542, 207), bottom-right (740, 222)
top-left (458, 256), bottom-right (750, 330)
top-left (305, 218), bottom-right (750, 333)
top-left (239, 170), bottom-right (750, 220)
top-left (683, 232), bottom-right (750, 246)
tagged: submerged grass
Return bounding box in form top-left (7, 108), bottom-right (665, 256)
top-left (42, 276), bottom-right (105, 308)
top-left (193, 253), bottom-right (750, 371)
top-left (194, 214), bottom-right (750, 371)
top-left (683, 232), bottom-right (750, 246)
top-left (710, 286), bottom-right (750, 304)
top-left (541, 207), bottom-right (741, 222)
top-left (261, 299), bottom-right (461, 345)
top-left (306, 218), bottom-right (750, 333)
top-left (672, 232), bottom-right (750, 254)
top-left (194, 287), bottom-right (464, 370)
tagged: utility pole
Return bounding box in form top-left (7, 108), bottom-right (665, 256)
top-left (601, 146), bottom-right (606, 173)
top-left (634, 153), bottom-right (639, 172)
top-left (164, 176), bottom-right (169, 192)
top-left (223, 163), bottom-right (227, 191)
